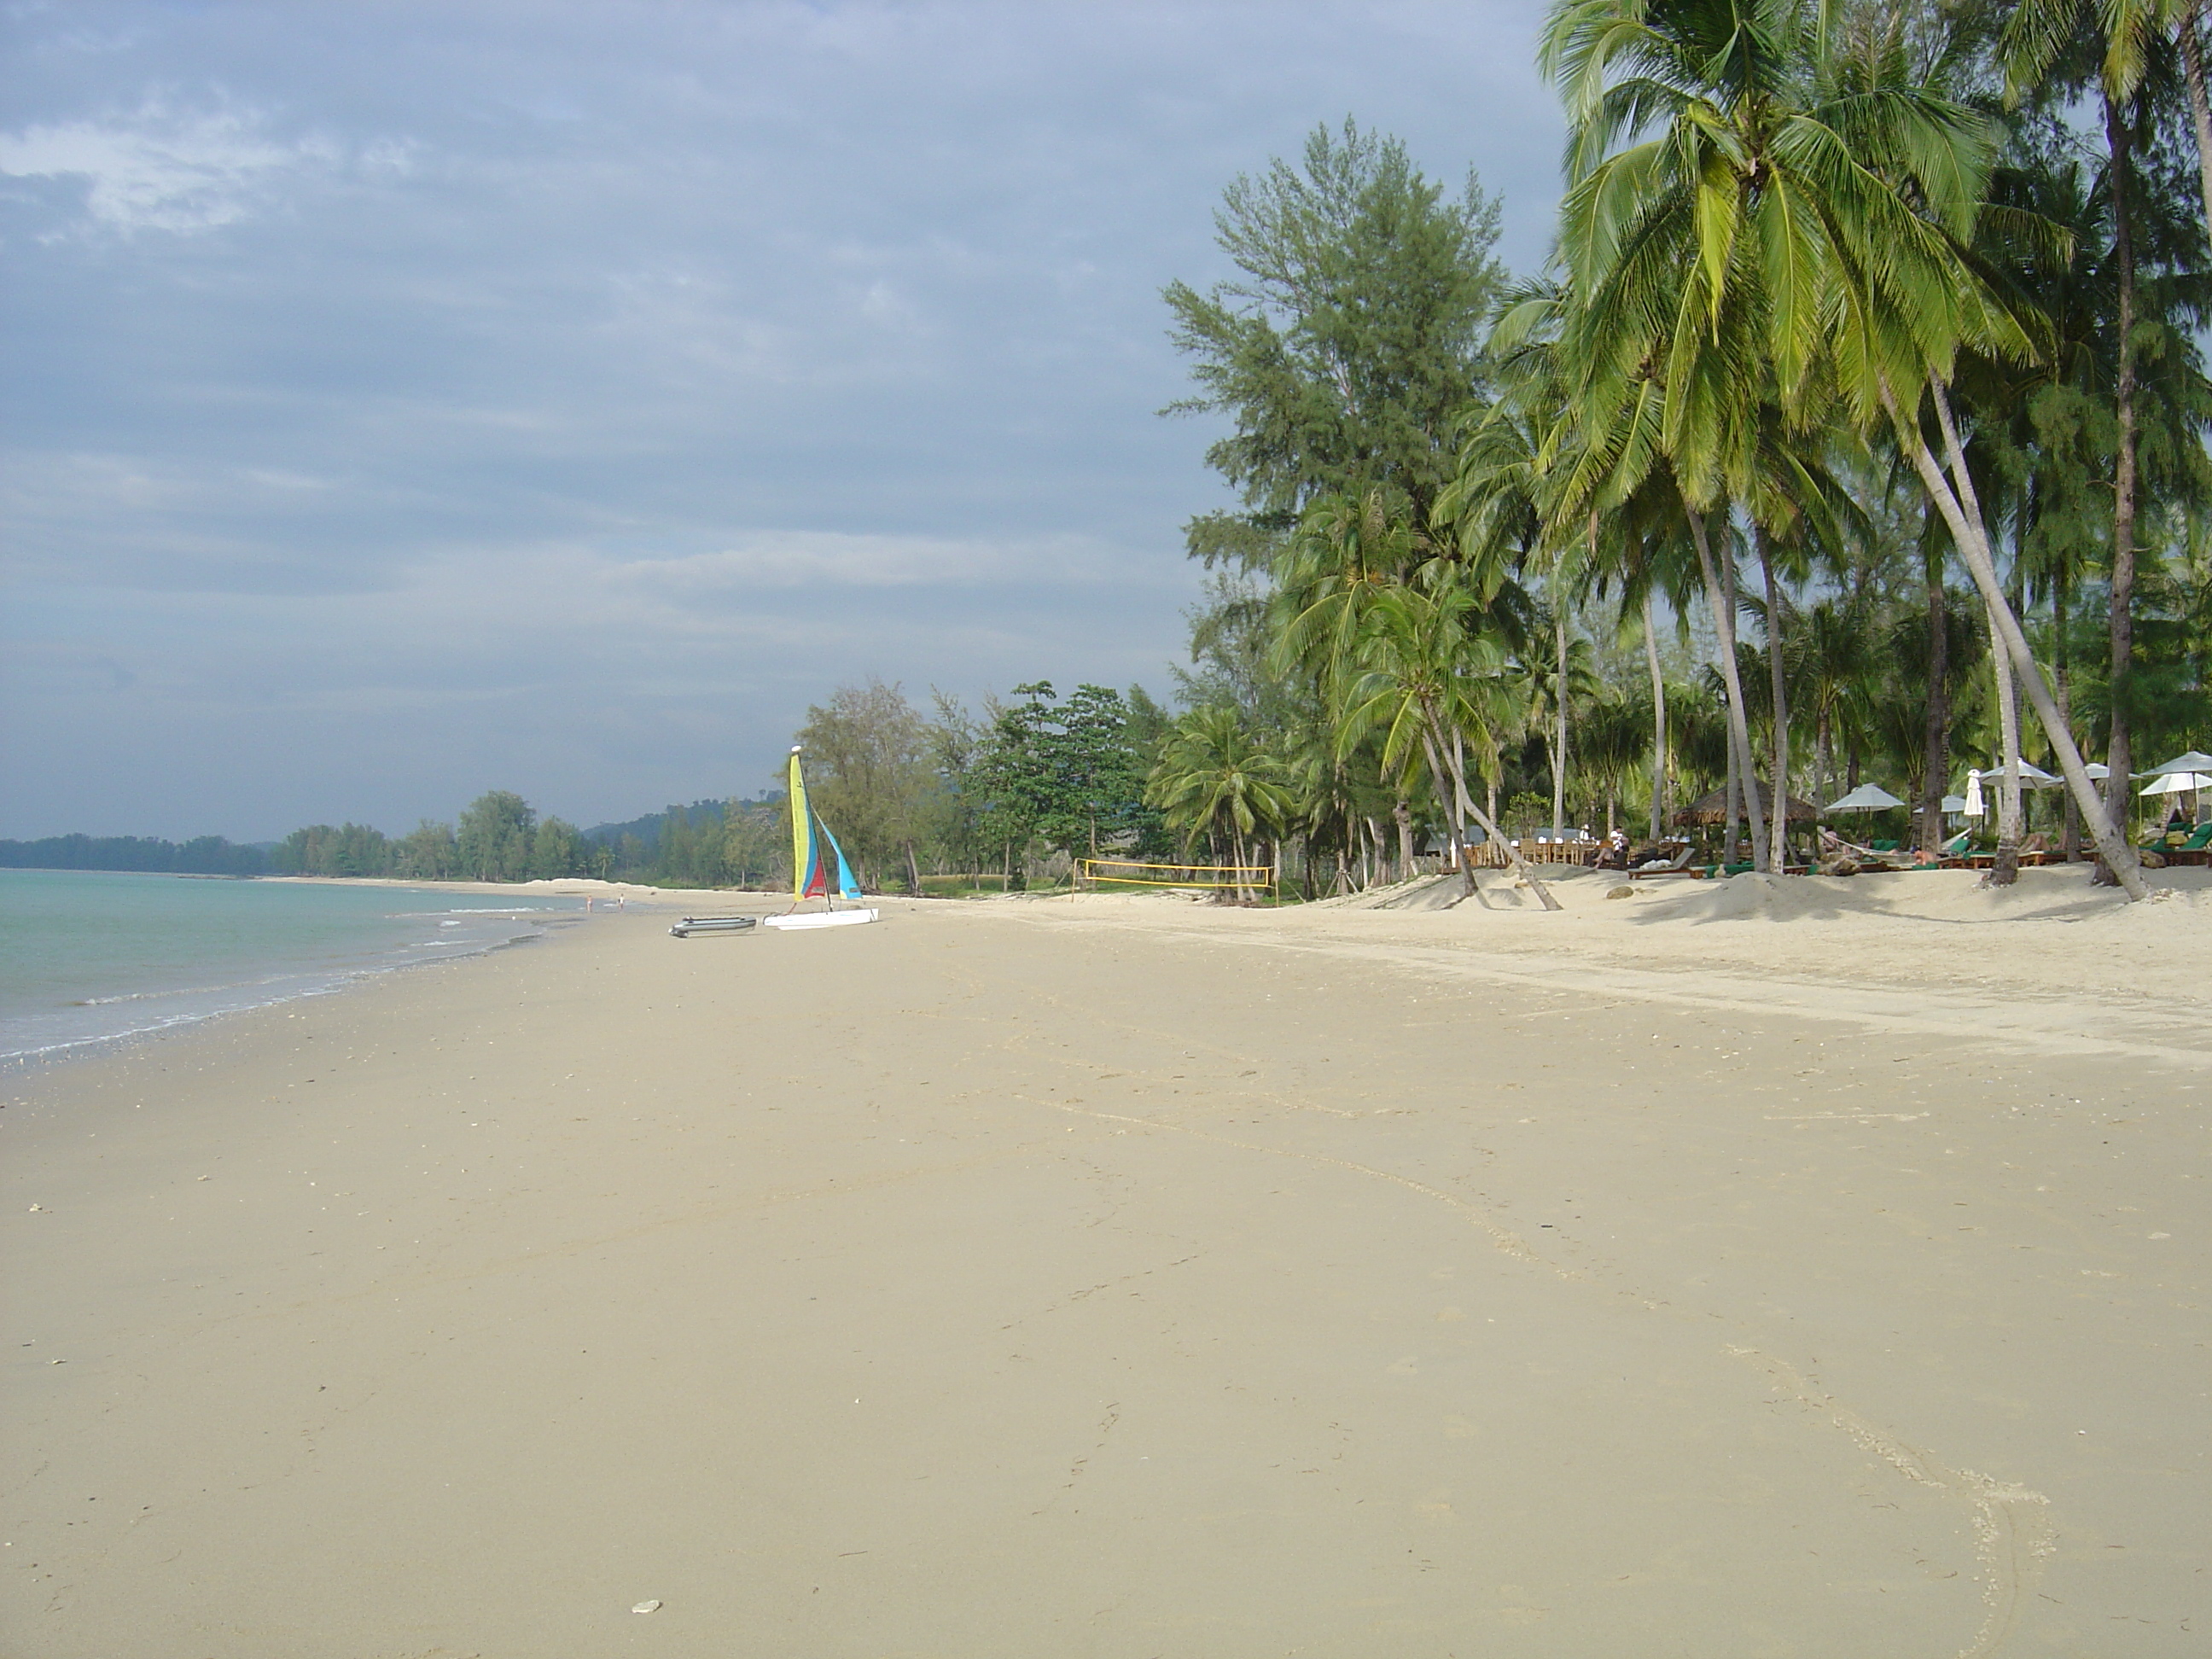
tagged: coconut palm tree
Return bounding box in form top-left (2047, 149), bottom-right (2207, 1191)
top-left (1271, 489), bottom-right (1429, 692)
top-left (2005, 0), bottom-right (2211, 238)
top-left (1540, 0), bottom-right (1949, 870)
top-left (1336, 579), bottom-right (1563, 906)
top-left (1511, 604), bottom-right (1604, 840)
top-left (1535, 0), bottom-right (2146, 893)
top-left (1435, 336), bottom-right (1592, 851)
top-left (1795, 595), bottom-right (1882, 808)
top-left (1820, 7), bottom-right (2153, 893)
top-left (1144, 705), bottom-right (1295, 899)
top-left (2000, 1), bottom-right (2195, 853)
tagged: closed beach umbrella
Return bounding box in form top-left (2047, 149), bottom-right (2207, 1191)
top-left (1964, 770), bottom-right (1984, 818)
top-left (1825, 783), bottom-right (1904, 812)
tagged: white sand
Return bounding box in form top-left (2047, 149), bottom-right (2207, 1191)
top-left (4, 866), bottom-right (2206, 1655)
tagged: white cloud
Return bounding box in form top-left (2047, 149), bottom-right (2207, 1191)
top-left (613, 529), bottom-right (1122, 593)
top-left (0, 102), bottom-right (334, 234)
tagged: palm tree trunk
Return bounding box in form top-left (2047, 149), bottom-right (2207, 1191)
top-left (2180, 1), bottom-right (2212, 240)
top-left (1724, 731), bottom-right (1740, 862)
top-left (1887, 376), bottom-right (2146, 899)
top-left (1987, 596), bottom-right (2025, 887)
top-left (2057, 583), bottom-right (2080, 861)
top-left (1919, 555), bottom-right (1949, 856)
top-left (1818, 708), bottom-right (1833, 813)
top-left (1394, 799), bottom-right (1415, 885)
top-left (1643, 585), bottom-right (1668, 841)
top-left (1759, 528), bottom-right (1790, 870)
top-left (1418, 728), bottom-right (1474, 896)
top-left (1438, 720), bottom-right (1561, 910)
top-left (1551, 583), bottom-right (1570, 845)
top-left (1686, 507), bottom-right (1767, 869)
top-left (2102, 91), bottom-right (2140, 871)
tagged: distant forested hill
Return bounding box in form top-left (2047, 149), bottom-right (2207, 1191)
top-left (0, 835), bottom-right (271, 875)
top-left (580, 799), bottom-right (755, 853)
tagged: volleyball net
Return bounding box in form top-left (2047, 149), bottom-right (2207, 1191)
top-left (1075, 858), bottom-right (1274, 891)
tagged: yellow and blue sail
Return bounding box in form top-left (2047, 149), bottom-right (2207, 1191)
top-left (788, 748), bottom-right (861, 902)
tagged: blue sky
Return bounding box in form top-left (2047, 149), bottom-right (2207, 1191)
top-left (1, 0), bottom-right (1563, 840)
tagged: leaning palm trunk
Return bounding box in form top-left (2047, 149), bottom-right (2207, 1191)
top-left (1643, 586), bottom-right (1668, 841)
top-left (1429, 718), bottom-right (1561, 910)
top-left (2182, 1), bottom-right (2212, 253)
top-left (1686, 509), bottom-right (1768, 870)
top-left (1759, 530), bottom-right (1790, 871)
top-left (1417, 730), bottom-right (1476, 898)
top-left (1986, 596), bottom-right (2026, 888)
top-left (1888, 378), bottom-right (2147, 899)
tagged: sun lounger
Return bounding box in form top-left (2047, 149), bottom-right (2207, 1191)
top-left (1627, 846), bottom-right (1697, 879)
top-left (2162, 823), bottom-right (2212, 866)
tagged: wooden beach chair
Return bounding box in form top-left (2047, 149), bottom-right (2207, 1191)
top-left (2162, 823), bottom-right (2212, 866)
top-left (1627, 844), bottom-right (1697, 879)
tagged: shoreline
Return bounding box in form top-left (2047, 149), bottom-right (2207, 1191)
top-left (0, 872), bottom-right (671, 1075)
top-left (5, 882), bottom-right (2207, 1653)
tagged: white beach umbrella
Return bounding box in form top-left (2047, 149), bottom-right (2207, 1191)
top-left (1941, 794), bottom-right (1968, 813)
top-left (1987, 759), bottom-right (2060, 785)
top-left (2139, 771), bottom-right (2211, 797)
top-left (1964, 770), bottom-right (1985, 818)
top-left (1825, 783), bottom-right (1905, 812)
top-left (2146, 750), bottom-right (2212, 777)
top-left (2082, 762), bottom-right (2110, 781)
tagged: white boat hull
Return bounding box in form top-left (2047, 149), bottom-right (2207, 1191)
top-left (763, 909), bottom-right (879, 930)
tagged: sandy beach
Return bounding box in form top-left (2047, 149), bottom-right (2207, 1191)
top-left (5, 867), bottom-right (2208, 1656)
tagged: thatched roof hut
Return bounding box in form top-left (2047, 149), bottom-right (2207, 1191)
top-left (1673, 783), bottom-right (1823, 825)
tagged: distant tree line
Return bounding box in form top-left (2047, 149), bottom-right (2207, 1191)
top-left (264, 789), bottom-right (796, 888)
top-left (789, 677), bottom-right (1177, 892)
top-left (272, 791), bottom-right (607, 881)
top-left (0, 833), bottom-right (271, 876)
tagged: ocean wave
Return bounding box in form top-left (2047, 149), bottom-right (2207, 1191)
top-left (385, 911), bottom-right (570, 924)
top-left (3, 904), bottom-right (563, 1064)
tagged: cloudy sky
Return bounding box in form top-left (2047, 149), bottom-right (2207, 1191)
top-left (1, 0), bottom-right (1562, 841)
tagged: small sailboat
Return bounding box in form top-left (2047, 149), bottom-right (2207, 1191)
top-left (763, 747), bottom-right (879, 931)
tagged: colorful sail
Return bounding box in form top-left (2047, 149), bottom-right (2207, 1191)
top-left (818, 815), bottom-right (863, 900)
top-left (788, 747), bottom-right (861, 904)
top-left (789, 748), bottom-right (826, 901)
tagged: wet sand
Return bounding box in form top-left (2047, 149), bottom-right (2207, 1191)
top-left (4, 868), bottom-right (2207, 1656)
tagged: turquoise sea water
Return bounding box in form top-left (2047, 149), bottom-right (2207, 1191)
top-left (0, 870), bottom-right (591, 1062)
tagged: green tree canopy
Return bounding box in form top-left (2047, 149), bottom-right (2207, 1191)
top-left (1164, 119), bottom-right (1508, 556)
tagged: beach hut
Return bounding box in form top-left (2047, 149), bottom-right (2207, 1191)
top-left (1673, 783), bottom-right (1822, 825)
